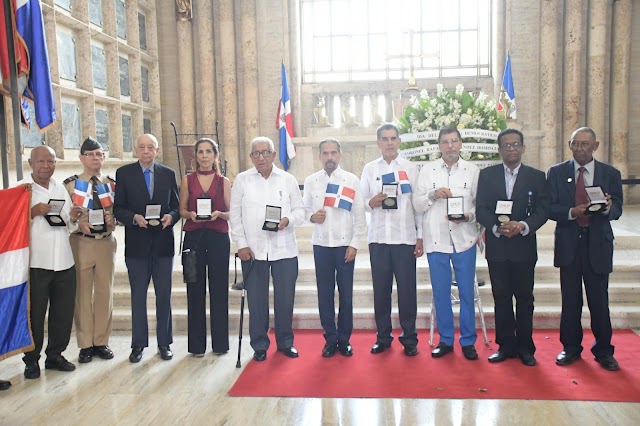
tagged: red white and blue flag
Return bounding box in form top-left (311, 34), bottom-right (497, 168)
top-left (0, 186), bottom-right (34, 359)
top-left (96, 182), bottom-right (115, 208)
top-left (276, 62), bottom-right (295, 170)
top-left (497, 52), bottom-right (516, 120)
top-left (73, 179), bottom-right (93, 209)
top-left (382, 171), bottom-right (412, 194)
top-left (323, 183), bottom-right (356, 212)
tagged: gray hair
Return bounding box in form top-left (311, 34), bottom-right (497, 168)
top-left (250, 136), bottom-right (275, 152)
top-left (570, 127), bottom-right (597, 142)
top-left (319, 138), bottom-right (341, 152)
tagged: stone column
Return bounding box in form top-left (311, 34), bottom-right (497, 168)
top-left (218, 0), bottom-right (240, 179)
top-left (587, 0), bottom-right (609, 162)
top-left (610, 0), bottom-right (631, 196)
top-left (562, 0), bottom-right (585, 160)
top-left (539, 0), bottom-right (561, 171)
top-left (176, 17), bottom-right (197, 134)
top-left (492, 0), bottom-right (506, 99)
top-left (195, 0), bottom-right (217, 136)
top-left (239, 0), bottom-right (259, 169)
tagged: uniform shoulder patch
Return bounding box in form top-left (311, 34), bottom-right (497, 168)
top-left (63, 175), bottom-right (79, 185)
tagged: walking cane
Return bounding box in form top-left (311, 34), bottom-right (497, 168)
top-left (236, 255), bottom-right (254, 368)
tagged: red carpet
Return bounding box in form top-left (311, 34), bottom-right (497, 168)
top-left (229, 329), bottom-right (640, 401)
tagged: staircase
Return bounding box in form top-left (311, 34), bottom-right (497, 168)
top-left (110, 207), bottom-right (640, 335)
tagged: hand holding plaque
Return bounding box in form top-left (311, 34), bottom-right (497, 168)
top-left (262, 205), bottom-right (281, 232)
top-left (88, 209), bottom-right (105, 233)
top-left (447, 196), bottom-right (464, 221)
top-left (381, 184), bottom-right (398, 210)
top-left (45, 199), bottom-right (66, 227)
top-left (196, 197), bottom-right (212, 220)
top-left (495, 200), bottom-right (513, 225)
top-left (584, 186), bottom-right (606, 215)
top-left (145, 204), bottom-right (162, 227)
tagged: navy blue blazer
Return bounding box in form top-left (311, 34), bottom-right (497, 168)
top-left (477, 163), bottom-right (550, 263)
top-left (113, 161), bottom-right (180, 258)
top-left (547, 159), bottom-right (623, 274)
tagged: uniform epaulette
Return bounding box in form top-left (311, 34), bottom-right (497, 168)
top-left (63, 175), bottom-right (78, 185)
top-left (107, 175), bottom-right (116, 183)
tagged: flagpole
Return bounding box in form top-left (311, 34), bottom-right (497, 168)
top-left (2, 0), bottom-right (24, 183)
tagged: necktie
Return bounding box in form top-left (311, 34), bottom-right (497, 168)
top-left (91, 176), bottom-right (102, 209)
top-left (144, 169), bottom-right (152, 197)
top-left (576, 166), bottom-right (589, 227)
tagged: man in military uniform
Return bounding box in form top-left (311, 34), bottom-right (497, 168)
top-left (64, 137), bottom-right (117, 363)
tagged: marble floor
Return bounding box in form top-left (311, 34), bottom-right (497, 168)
top-left (1, 334), bottom-right (639, 426)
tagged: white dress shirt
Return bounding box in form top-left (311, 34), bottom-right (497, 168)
top-left (230, 166), bottom-right (305, 261)
top-left (16, 175), bottom-right (77, 271)
top-left (303, 166), bottom-right (367, 249)
top-left (360, 156), bottom-right (422, 245)
top-left (413, 157), bottom-right (479, 254)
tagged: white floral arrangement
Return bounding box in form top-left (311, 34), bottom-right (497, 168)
top-left (396, 84), bottom-right (506, 161)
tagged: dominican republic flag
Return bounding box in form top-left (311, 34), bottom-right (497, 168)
top-left (73, 179), bottom-right (93, 209)
top-left (323, 183), bottom-right (356, 212)
top-left (0, 186), bottom-right (34, 360)
top-left (382, 171), bottom-right (412, 194)
top-left (96, 182), bottom-right (115, 208)
top-left (276, 62), bottom-right (295, 170)
top-left (497, 52), bottom-right (516, 119)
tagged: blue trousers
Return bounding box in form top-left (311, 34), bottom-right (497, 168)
top-left (125, 256), bottom-right (173, 348)
top-left (427, 246), bottom-right (477, 347)
top-left (313, 245), bottom-right (354, 343)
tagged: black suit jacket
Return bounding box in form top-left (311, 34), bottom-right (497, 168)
top-left (477, 163), bottom-right (550, 263)
top-left (113, 161), bottom-right (180, 258)
top-left (547, 159), bottom-right (622, 274)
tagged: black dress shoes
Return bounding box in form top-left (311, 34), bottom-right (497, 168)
top-left (24, 362), bottom-right (40, 379)
top-left (158, 346), bottom-right (173, 360)
top-left (45, 355), bottom-right (76, 372)
top-left (403, 344), bottom-right (419, 357)
top-left (338, 341), bottom-right (353, 357)
top-left (322, 342), bottom-right (338, 358)
top-left (462, 345), bottom-right (478, 360)
top-left (78, 347), bottom-right (94, 363)
top-left (129, 347), bottom-right (144, 363)
top-left (488, 350), bottom-right (516, 363)
top-left (0, 379), bottom-right (11, 390)
top-left (370, 342), bottom-right (390, 354)
top-left (595, 355), bottom-right (619, 371)
top-left (93, 345), bottom-right (114, 360)
top-left (253, 350), bottom-right (267, 361)
top-left (519, 353), bottom-right (537, 366)
top-left (279, 346), bottom-right (299, 358)
top-left (431, 342), bottom-right (454, 358)
top-left (555, 351), bottom-right (580, 366)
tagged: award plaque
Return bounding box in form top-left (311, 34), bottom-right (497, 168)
top-left (145, 204), bottom-right (162, 227)
top-left (196, 197), bottom-right (212, 220)
top-left (262, 205), bottom-right (281, 232)
top-left (584, 186), bottom-right (606, 215)
top-left (88, 209), bottom-right (105, 233)
top-left (46, 199), bottom-right (66, 227)
top-left (381, 183), bottom-right (398, 210)
top-left (447, 196), bottom-right (464, 221)
top-left (495, 200), bottom-right (514, 224)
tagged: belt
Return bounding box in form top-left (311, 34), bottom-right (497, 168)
top-left (74, 232), bottom-right (112, 239)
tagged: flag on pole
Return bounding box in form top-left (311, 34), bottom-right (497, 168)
top-left (323, 183), bottom-right (356, 212)
top-left (0, 0), bottom-right (30, 93)
top-left (96, 182), bottom-right (115, 208)
top-left (497, 52), bottom-right (516, 120)
top-left (276, 62), bottom-right (295, 170)
top-left (0, 186), bottom-right (34, 360)
top-left (15, 0), bottom-right (57, 130)
top-left (73, 180), bottom-right (93, 209)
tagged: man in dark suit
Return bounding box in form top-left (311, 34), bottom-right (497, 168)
top-left (477, 129), bottom-right (550, 366)
top-left (114, 134), bottom-right (180, 363)
top-left (547, 127), bottom-right (623, 371)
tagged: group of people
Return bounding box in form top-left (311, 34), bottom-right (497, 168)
top-left (0, 121), bottom-right (622, 391)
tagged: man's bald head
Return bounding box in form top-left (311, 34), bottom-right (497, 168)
top-left (30, 145), bottom-right (56, 160)
top-left (28, 145), bottom-right (56, 185)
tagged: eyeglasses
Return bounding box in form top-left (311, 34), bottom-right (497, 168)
top-left (250, 150), bottom-right (274, 159)
top-left (500, 142), bottom-right (523, 150)
top-left (83, 152), bottom-right (105, 158)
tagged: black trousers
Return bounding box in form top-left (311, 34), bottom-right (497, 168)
top-left (559, 230), bottom-right (614, 357)
top-left (183, 229), bottom-right (230, 354)
top-left (487, 259), bottom-right (536, 355)
top-left (369, 243), bottom-right (418, 346)
top-left (23, 267), bottom-right (76, 363)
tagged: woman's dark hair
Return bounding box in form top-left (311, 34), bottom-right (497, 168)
top-left (194, 138), bottom-right (219, 172)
